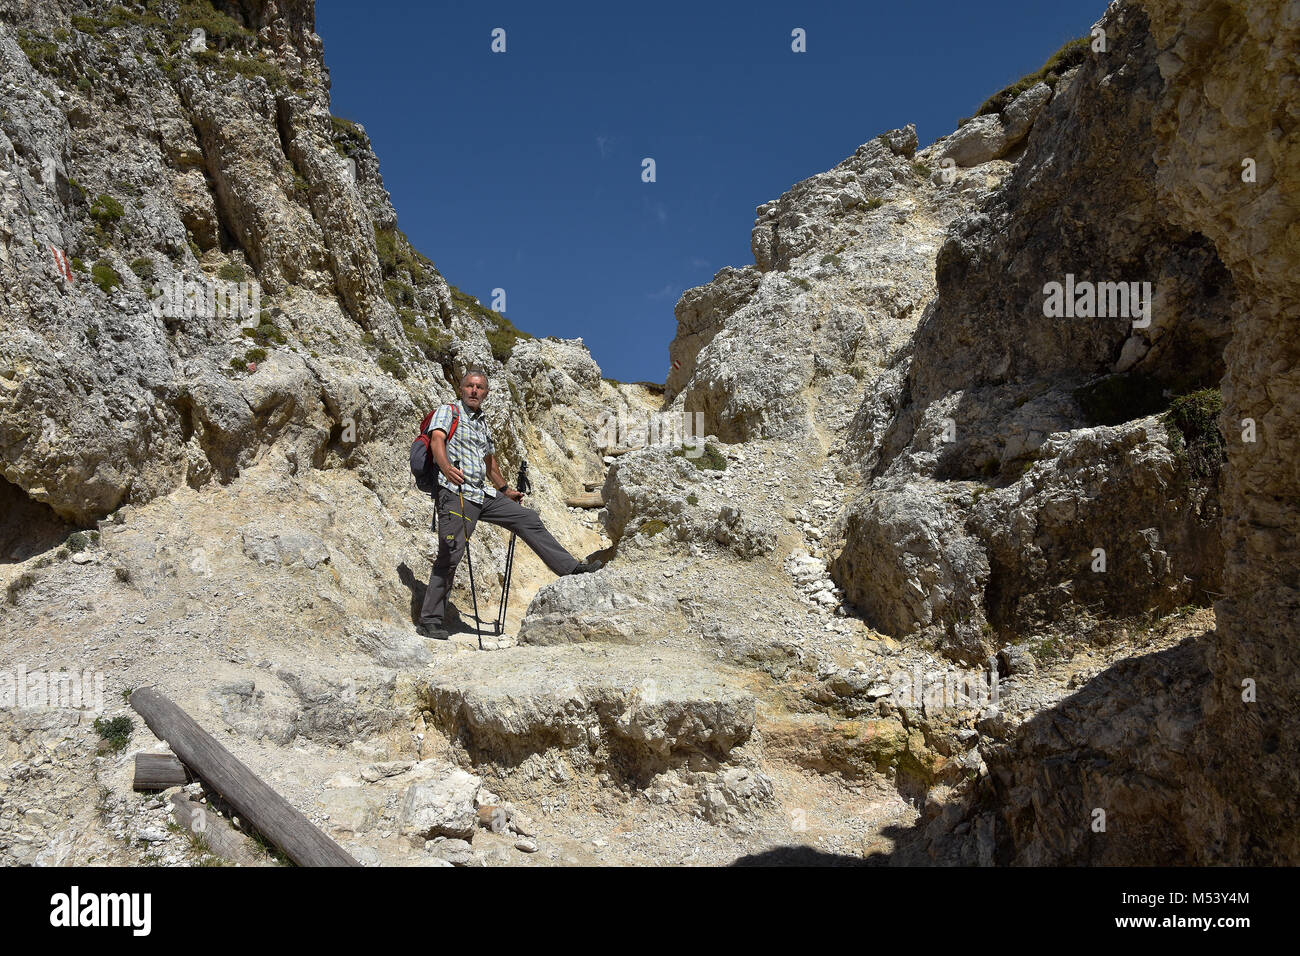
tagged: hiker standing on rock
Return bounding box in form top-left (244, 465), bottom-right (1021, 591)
top-left (416, 369), bottom-right (602, 640)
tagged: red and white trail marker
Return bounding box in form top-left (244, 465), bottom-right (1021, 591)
top-left (671, 359), bottom-right (681, 371)
top-left (51, 245), bottom-right (73, 283)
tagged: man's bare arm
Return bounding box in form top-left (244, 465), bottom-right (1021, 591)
top-left (485, 454), bottom-right (523, 501)
top-left (429, 431), bottom-right (464, 485)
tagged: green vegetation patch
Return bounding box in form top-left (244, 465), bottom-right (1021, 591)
top-left (91, 260), bottom-right (122, 294)
top-left (89, 193), bottom-right (125, 230)
top-left (672, 445), bottom-right (728, 471)
top-left (17, 32), bottom-right (61, 73)
top-left (193, 47), bottom-right (289, 90)
top-left (976, 36), bottom-right (1091, 117)
top-left (450, 286), bottom-right (533, 363)
top-left (376, 352), bottom-right (407, 380)
top-left (638, 519), bottom-right (668, 537)
top-left (241, 314), bottom-right (286, 346)
top-left (361, 332), bottom-right (409, 380)
top-left (401, 313), bottom-right (453, 363)
top-left (384, 279), bottom-right (415, 308)
top-left (331, 115), bottom-right (369, 159)
top-left (66, 530), bottom-right (99, 552)
top-left (374, 225), bottom-right (434, 285)
top-left (175, 0), bottom-right (254, 46)
top-left (93, 715), bottom-right (133, 753)
top-left (1163, 388), bottom-right (1225, 480)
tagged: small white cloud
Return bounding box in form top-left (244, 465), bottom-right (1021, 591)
top-left (646, 284), bottom-right (676, 300)
top-left (690, 257), bottom-right (710, 269)
top-left (596, 134), bottom-right (612, 159)
top-left (641, 195), bottom-right (668, 225)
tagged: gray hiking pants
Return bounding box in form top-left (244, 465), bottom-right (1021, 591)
top-left (419, 485), bottom-right (578, 628)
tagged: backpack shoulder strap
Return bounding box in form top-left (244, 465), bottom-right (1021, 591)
top-left (446, 403), bottom-right (460, 442)
top-left (425, 402), bottom-right (461, 437)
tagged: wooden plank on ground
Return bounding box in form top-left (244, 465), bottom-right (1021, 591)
top-left (169, 794), bottom-right (267, 867)
top-left (129, 687), bottom-right (358, 867)
top-left (565, 492), bottom-right (604, 509)
top-left (133, 753), bottom-right (193, 791)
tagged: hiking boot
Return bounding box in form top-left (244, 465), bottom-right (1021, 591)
top-left (570, 559), bottom-right (603, 575)
top-left (417, 624), bottom-right (450, 640)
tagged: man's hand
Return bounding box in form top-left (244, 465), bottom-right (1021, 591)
top-left (503, 487), bottom-right (524, 502)
top-left (442, 464), bottom-right (465, 486)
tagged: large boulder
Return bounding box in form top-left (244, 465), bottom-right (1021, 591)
top-left (939, 83), bottom-right (1053, 167)
top-left (832, 479), bottom-right (992, 663)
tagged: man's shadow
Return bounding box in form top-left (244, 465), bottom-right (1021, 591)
top-left (395, 561), bottom-right (471, 633)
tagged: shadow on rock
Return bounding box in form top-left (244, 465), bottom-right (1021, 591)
top-left (729, 845), bottom-right (874, 866)
top-left (883, 632), bottom-right (1225, 865)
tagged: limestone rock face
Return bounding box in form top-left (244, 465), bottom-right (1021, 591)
top-left (1143, 0), bottom-right (1300, 864)
top-left (598, 441), bottom-right (774, 560)
top-left (664, 265), bottom-right (761, 403)
top-left (666, 125), bottom-right (1013, 444)
top-left (891, 0), bottom-right (1298, 866)
top-left (0, 1), bottom-right (626, 535)
top-left (891, 3), bottom-right (1235, 458)
top-left (833, 479), bottom-right (992, 664)
top-left (968, 418), bottom-right (1222, 635)
top-left (833, 1), bottom-right (1232, 658)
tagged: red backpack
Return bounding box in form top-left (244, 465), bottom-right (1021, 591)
top-left (410, 403), bottom-right (459, 495)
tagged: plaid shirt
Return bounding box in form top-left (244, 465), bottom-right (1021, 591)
top-left (427, 402), bottom-right (496, 504)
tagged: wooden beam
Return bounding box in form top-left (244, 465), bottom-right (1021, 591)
top-left (169, 795), bottom-right (266, 867)
top-left (565, 492), bottom-right (604, 509)
top-left (133, 753), bottom-right (193, 791)
top-left (129, 687), bottom-right (358, 867)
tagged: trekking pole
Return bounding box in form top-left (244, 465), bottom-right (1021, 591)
top-left (494, 460), bottom-right (529, 636)
top-left (452, 459), bottom-right (483, 650)
top-left (495, 535), bottom-right (516, 636)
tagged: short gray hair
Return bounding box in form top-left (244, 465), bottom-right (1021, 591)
top-left (461, 369), bottom-right (489, 386)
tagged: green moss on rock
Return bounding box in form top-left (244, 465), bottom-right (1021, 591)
top-left (672, 445), bottom-right (728, 471)
top-left (1163, 388), bottom-right (1225, 480)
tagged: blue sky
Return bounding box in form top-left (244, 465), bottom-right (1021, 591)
top-left (317, 0), bottom-right (1105, 384)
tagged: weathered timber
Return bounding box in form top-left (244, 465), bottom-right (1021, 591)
top-left (133, 753), bottom-right (193, 791)
top-left (129, 687), bottom-right (358, 867)
top-left (169, 794), bottom-right (266, 867)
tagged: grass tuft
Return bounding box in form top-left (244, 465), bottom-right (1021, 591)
top-left (975, 36), bottom-right (1091, 117)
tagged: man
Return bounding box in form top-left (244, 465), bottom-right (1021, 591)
top-left (417, 369), bottom-right (602, 640)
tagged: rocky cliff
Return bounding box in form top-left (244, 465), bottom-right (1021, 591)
top-left (0, 0), bottom-right (1294, 867)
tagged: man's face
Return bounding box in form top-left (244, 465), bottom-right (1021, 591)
top-left (460, 375), bottom-right (488, 410)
